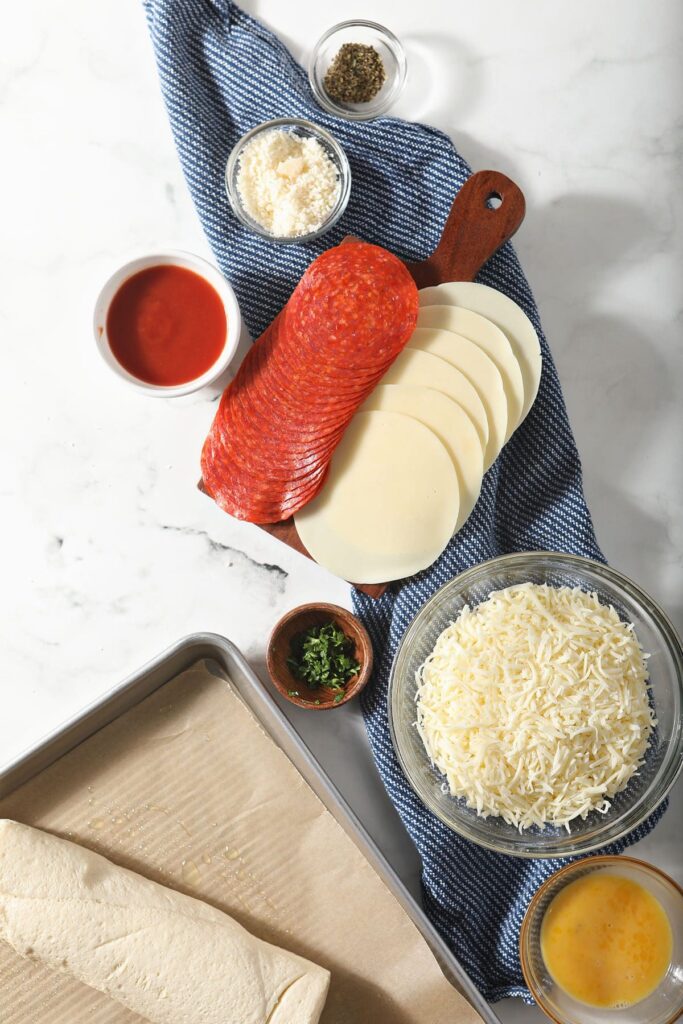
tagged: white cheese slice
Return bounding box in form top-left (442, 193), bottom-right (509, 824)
top-left (416, 304), bottom-right (524, 438)
top-left (360, 384), bottom-right (483, 530)
top-left (295, 411), bottom-right (459, 584)
top-left (418, 282), bottom-right (541, 423)
top-left (379, 348), bottom-right (489, 451)
top-left (407, 327), bottom-right (507, 470)
top-left (0, 820), bottom-right (330, 1024)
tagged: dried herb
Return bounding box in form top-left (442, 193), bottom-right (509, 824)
top-left (323, 43), bottom-right (386, 105)
top-left (287, 621), bottom-right (360, 694)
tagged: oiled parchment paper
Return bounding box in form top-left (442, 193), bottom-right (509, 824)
top-left (0, 661), bottom-right (483, 1023)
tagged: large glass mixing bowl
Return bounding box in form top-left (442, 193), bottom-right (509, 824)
top-left (389, 553), bottom-right (683, 858)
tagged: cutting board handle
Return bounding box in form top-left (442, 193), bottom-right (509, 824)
top-left (408, 169), bottom-right (526, 288)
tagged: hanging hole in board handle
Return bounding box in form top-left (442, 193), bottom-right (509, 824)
top-left (404, 169), bottom-right (526, 287)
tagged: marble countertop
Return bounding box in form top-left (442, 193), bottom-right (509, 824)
top-left (1, 1), bottom-right (681, 1020)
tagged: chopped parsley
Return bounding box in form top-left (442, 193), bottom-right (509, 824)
top-left (287, 621), bottom-right (360, 697)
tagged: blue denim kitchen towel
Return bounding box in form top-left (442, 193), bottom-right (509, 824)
top-left (144, 0), bottom-right (666, 1003)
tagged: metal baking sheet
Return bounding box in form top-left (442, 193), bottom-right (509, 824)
top-left (0, 631), bottom-right (500, 1024)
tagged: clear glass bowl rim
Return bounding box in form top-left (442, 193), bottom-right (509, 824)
top-left (224, 117), bottom-right (352, 244)
top-left (308, 19), bottom-right (408, 121)
top-left (388, 551), bottom-right (683, 858)
top-left (519, 854), bottom-right (683, 1024)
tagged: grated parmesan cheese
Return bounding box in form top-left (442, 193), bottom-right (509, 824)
top-left (235, 129), bottom-right (341, 238)
top-left (415, 583), bottom-right (655, 831)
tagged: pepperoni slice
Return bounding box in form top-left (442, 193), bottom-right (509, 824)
top-left (201, 241), bottom-right (418, 523)
top-left (287, 242), bottom-right (417, 370)
top-left (202, 420), bottom-right (329, 523)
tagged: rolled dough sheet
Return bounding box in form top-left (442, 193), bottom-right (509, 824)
top-left (0, 819), bottom-right (330, 1024)
top-left (0, 662), bottom-right (485, 1024)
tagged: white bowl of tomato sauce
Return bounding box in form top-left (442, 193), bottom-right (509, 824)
top-left (93, 252), bottom-right (241, 397)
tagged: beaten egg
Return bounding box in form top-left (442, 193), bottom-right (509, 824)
top-left (541, 872), bottom-right (673, 1009)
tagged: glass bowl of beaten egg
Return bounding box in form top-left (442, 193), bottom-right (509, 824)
top-left (388, 552), bottom-right (683, 858)
top-left (520, 856), bottom-right (683, 1023)
top-left (225, 118), bottom-right (351, 244)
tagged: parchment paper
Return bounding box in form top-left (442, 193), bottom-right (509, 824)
top-left (0, 662), bottom-right (483, 1023)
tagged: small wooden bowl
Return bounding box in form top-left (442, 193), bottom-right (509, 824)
top-left (266, 603), bottom-right (373, 710)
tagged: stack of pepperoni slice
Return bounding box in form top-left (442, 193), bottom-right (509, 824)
top-left (201, 241), bottom-right (418, 523)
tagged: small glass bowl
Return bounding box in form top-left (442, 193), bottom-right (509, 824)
top-left (520, 856), bottom-right (683, 1024)
top-left (388, 552), bottom-right (683, 858)
top-left (309, 20), bottom-right (407, 121)
top-left (225, 118), bottom-right (351, 244)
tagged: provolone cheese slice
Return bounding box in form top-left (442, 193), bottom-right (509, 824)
top-left (407, 327), bottom-right (507, 470)
top-left (360, 384), bottom-right (483, 530)
top-left (418, 282), bottom-right (541, 423)
top-left (295, 411), bottom-right (459, 584)
top-left (416, 305), bottom-right (524, 438)
top-left (380, 348), bottom-right (489, 450)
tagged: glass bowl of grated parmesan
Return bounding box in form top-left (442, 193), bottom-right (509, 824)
top-left (388, 552), bottom-right (683, 858)
top-left (225, 118), bottom-right (351, 243)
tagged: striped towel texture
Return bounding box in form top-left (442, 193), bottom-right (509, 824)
top-left (143, 0), bottom-right (665, 1001)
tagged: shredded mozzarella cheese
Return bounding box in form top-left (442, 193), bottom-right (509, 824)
top-left (236, 129), bottom-right (340, 238)
top-left (415, 583), bottom-right (654, 831)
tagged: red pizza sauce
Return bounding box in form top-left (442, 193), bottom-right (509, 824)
top-left (106, 265), bottom-right (227, 386)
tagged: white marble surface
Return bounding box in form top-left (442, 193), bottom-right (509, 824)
top-left (1, 1), bottom-right (681, 1019)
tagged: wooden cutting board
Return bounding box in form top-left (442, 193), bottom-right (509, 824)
top-left (203, 170), bottom-right (526, 598)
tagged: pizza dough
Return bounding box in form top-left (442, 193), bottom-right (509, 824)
top-left (0, 819), bottom-right (330, 1024)
top-left (380, 348), bottom-right (489, 451)
top-left (295, 411), bottom-right (459, 584)
top-left (360, 385), bottom-right (483, 530)
top-left (407, 327), bottom-right (507, 469)
top-left (418, 282), bottom-right (541, 423)
top-left (416, 304), bottom-right (524, 438)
